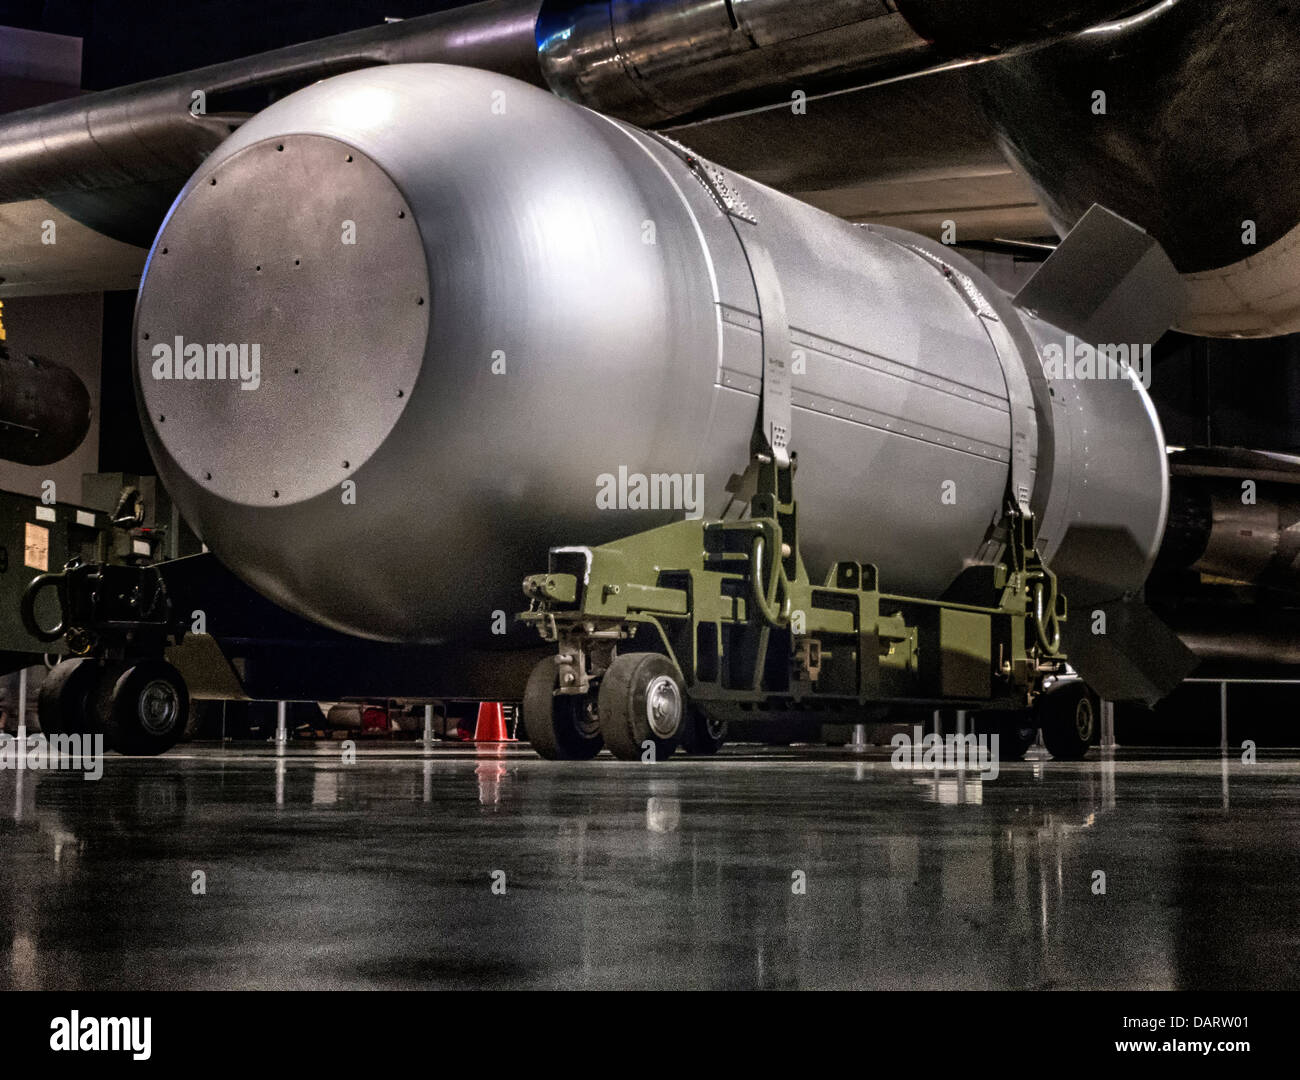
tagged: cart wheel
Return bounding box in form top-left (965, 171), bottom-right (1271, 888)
top-left (974, 710), bottom-right (1037, 761)
top-left (597, 652), bottom-right (684, 762)
top-left (1037, 681), bottom-right (1098, 761)
top-left (37, 658), bottom-right (101, 737)
top-left (522, 658), bottom-right (602, 760)
top-left (96, 659), bottom-right (189, 756)
top-left (681, 704), bottom-right (726, 755)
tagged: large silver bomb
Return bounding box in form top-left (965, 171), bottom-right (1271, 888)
top-left (134, 64), bottom-right (1171, 644)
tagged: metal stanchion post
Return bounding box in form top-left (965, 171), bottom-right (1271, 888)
top-left (1101, 699), bottom-right (1117, 750)
top-left (1220, 681), bottom-right (1229, 754)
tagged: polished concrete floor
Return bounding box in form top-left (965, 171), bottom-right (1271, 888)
top-left (1, 740), bottom-right (1298, 990)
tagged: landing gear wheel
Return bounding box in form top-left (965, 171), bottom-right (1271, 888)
top-left (597, 653), bottom-right (684, 762)
top-left (95, 660), bottom-right (189, 756)
top-left (523, 658), bottom-right (602, 761)
top-left (1038, 681), bottom-right (1098, 761)
top-left (37, 659), bottom-right (101, 737)
top-left (681, 704), bottom-right (726, 755)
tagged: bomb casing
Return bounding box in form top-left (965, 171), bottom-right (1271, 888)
top-left (133, 64), bottom-right (1173, 650)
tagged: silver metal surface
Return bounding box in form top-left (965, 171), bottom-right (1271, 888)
top-left (879, 232), bottom-right (1043, 517)
top-left (537, 0), bottom-right (924, 126)
top-left (536, 1), bottom-right (1148, 127)
top-left (645, 674), bottom-right (682, 739)
top-left (1162, 473), bottom-right (1300, 594)
top-left (1200, 492), bottom-right (1299, 586)
top-left (0, 199), bottom-right (146, 299)
top-left (134, 65), bottom-right (1172, 647)
top-left (1176, 621), bottom-right (1300, 668)
top-left (1015, 206), bottom-right (1184, 604)
top-left (136, 135), bottom-right (429, 508)
top-left (0, 1), bottom-right (544, 247)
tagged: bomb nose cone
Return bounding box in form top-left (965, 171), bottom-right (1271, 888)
top-left (135, 133), bottom-right (429, 508)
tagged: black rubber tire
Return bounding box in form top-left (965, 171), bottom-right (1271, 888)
top-left (96, 659), bottom-right (189, 756)
top-left (597, 653), bottom-right (684, 762)
top-left (37, 659), bottom-right (101, 737)
top-left (1000, 714), bottom-right (1039, 761)
top-left (974, 710), bottom-right (1038, 761)
top-left (522, 658), bottom-right (602, 761)
top-left (681, 704), bottom-right (726, 755)
top-left (1038, 681), bottom-right (1098, 761)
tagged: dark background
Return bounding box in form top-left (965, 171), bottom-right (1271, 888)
top-left (1155, 332), bottom-right (1300, 455)
top-left (0, 1), bottom-right (464, 89)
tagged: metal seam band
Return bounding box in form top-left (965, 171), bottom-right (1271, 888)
top-left (647, 132), bottom-right (793, 466)
top-left (887, 236), bottom-right (1041, 517)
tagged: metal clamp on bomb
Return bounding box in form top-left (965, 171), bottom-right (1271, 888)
top-left (1001, 501), bottom-right (1066, 660)
top-left (749, 529), bottom-right (792, 629)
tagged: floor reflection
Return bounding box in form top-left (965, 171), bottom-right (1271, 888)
top-left (0, 743), bottom-right (1296, 989)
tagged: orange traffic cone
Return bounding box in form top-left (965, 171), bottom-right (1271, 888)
top-left (473, 702), bottom-right (513, 742)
